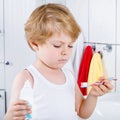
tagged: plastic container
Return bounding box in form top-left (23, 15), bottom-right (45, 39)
top-left (19, 80), bottom-right (33, 120)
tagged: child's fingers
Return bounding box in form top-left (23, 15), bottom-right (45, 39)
top-left (9, 100), bottom-right (32, 118)
top-left (12, 100), bottom-right (32, 110)
top-left (11, 100), bottom-right (31, 111)
top-left (98, 84), bottom-right (109, 93)
top-left (98, 76), bottom-right (105, 82)
top-left (13, 116), bottom-right (25, 120)
top-left (13, 109), bottom-right (32, 117)
top-left (13, 100), bottom-right (27, 105)
top-left (93, 82), bottom-right (113, 95)
top-left (103, 81), bottom-right (113, 90)
top-left (92, 86), bottom-right (104, 96)
top-left (90, 78), bottom-right (113, 97)
top-left (13, 104), bottom-right (31, 111)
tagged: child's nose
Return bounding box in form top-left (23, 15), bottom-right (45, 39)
top-left (61, 47), bottom-right (68, 55)
top-left (61, 44), bottom-right (73, 56)
top-left (61, 51), bottom-right (67, 55)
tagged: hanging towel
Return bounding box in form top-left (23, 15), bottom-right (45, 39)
top-left (77, 45), bottom-right (93, 96)
top-left (87, 53), bottom-right (104, 94)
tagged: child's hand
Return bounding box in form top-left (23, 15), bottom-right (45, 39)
top-left (89, 77), bottom-right (113, 97)
top-left (4, 100), bottom-right (32, 120)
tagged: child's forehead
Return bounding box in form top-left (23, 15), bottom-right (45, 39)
top-left (46, 32), bottom-right (73, 43)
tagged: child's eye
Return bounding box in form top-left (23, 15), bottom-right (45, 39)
top-left (68, 45), bottom-right (73, 48)
top-left (53, 45), bottom-right (61, 48)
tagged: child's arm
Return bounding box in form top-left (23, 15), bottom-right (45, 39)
top-left (4, 70), bottom-right (33, 120)
top-left (75, 77), bottom-right (113, 119)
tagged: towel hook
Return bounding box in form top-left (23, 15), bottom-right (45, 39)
top-left (91, 43), bottom-right (96, 52)
top-left (103, 44), bottom-right (112, 52)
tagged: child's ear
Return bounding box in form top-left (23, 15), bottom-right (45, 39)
top-left (29, 41), bottom-right (39, 51)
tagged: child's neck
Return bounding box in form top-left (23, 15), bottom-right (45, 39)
top-left (33, 60), bottom-right (66, 85)
top-left (34, 62), bottom-right (66, 84)
top-left (34, 60), bottom-right (61, 73)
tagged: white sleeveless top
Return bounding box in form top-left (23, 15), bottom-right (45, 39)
top-left (26, 65), bottom-right (81, 120)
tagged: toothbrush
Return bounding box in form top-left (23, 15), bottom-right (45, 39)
top-left (80, 77), bottom-right (117, 88)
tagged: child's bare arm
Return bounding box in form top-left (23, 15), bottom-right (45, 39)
top-left (75, 77), bottom-right (113, 119)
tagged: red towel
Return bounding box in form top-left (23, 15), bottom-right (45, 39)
top-left (77, 45), bottom-right (93, 96)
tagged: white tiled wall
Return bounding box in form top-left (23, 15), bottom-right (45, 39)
top-left (116, 46), bottom-right (120, 93)
top-left (89, 0), bottom-right (116, 43)
top-left (117, 0), bottom-right (120, 44)
top-left (0, 0), bottom-right (5, 89)
top-left (116, 0), bottom-right (120, 93)
top-left (0, 0), bottom-right (3, 32)
top-left (66, 0), bottom-right (89, 41)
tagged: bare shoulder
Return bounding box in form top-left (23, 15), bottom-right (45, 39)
top-left (12, 69), bottom-right (34, 90)
top-left (15, 69), bottom-right (33, 80)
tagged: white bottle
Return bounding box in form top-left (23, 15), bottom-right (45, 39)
top-left (19, 80), bottom-right (33, 120)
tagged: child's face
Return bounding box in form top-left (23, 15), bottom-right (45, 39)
top-left (36, 32), bottom-right (74, 69)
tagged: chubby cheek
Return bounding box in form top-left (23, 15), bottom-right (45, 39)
top-left (47, 48), bottom-right (59, 58)
top-left (46, 52), bottom-right (58, 61)
top-left (40, 49), bottom-right (59, 63)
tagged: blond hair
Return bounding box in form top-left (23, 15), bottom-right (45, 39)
top-left (25, 3), bottom-right (81, 49)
